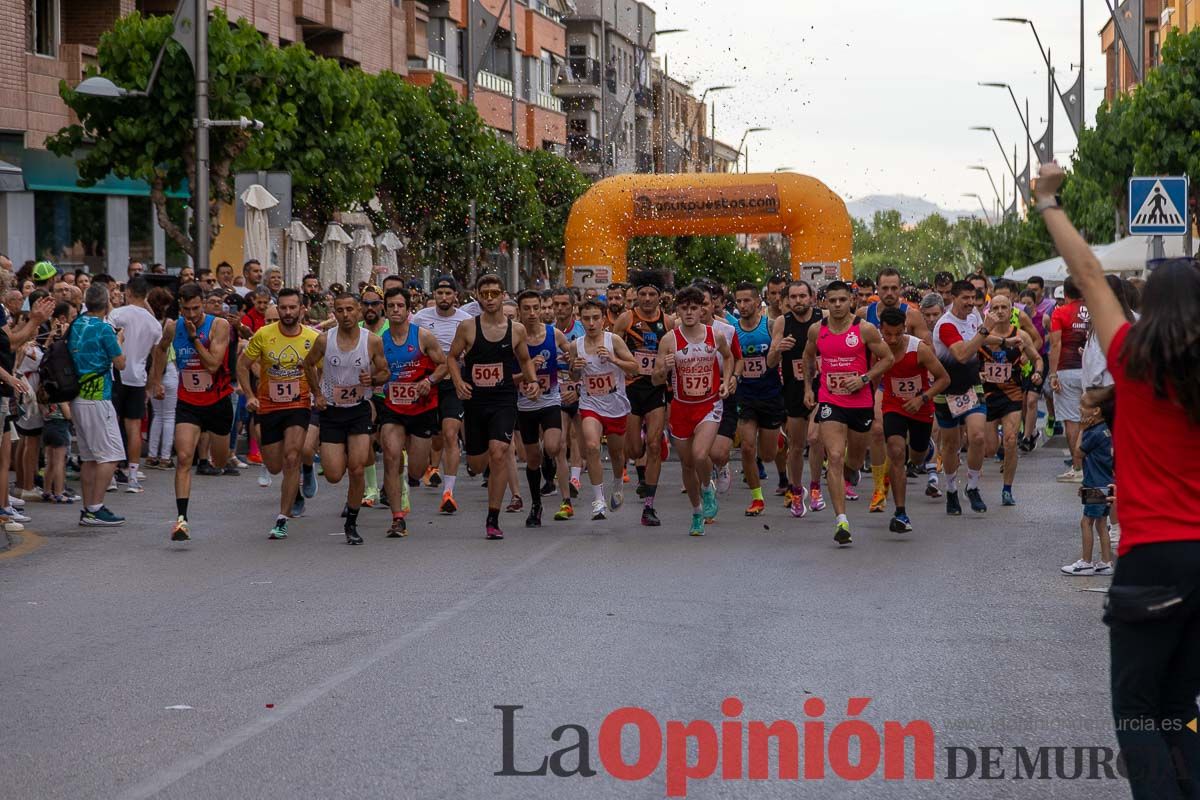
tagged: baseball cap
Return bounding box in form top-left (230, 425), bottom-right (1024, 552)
top-left (33, 261), bottom-right (57, 282)
top-left (1053, 285), bottom-right (1065, 300)
top-left (432, 275), bottom-right (458, 292)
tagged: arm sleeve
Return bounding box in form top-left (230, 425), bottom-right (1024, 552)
top-left (937, 322), bottom-right (963, 348)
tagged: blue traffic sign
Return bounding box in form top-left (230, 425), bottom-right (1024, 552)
top-left (1129, 176), bottom-right (1189, 235)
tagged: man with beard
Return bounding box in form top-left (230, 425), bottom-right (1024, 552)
top-left (411, 276), bottom-right (472, 511)
top-left (355, 286), bottom-right (388, 506)
top-left (302, 274), bottom-right (329, 326)
top-left (237, 289), bottom-right (319, 540)
top-left (515, 290), bottom-right (570, 527)
top-left (604, 283), bottom-right (626, 330)
top-left (769, 279), bottom-right (824, 517)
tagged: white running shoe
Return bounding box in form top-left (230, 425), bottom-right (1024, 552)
top-left (257, 468), bottom-right (272, 488)
top-left (2, 506), bottom-right (31, 523)
top-left (609, 481), bottom-right (624, 511)
top-left (1056, 467), bottom-right (1083, 483)
top-left (591, 499), bottom-right (607, 520)
top-left (1092, 561), bottom-right (1114, 575)
top-left (715, 465), bottom-right (732, 494)
top-left (1060, 559), bottom-right (1095, 576)
top-left (8, 495), bottom-right (26, 509)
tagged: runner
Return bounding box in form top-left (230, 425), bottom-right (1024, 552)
top-left (236, 289), bottom-right (320, 540)
top-left (732, 281), bottom-right (786, 516)
top-left (446, 275), bottom-right (540, 540)
top-left (370, 287), bottom-right (445, 537)
top-left (978, 293), bottom-right (1041, 507)
top-left (695, 281), bottom-right (742, 497)
top-left (802, 280), bottom-right (894, 546)
top-left (411, 276), bottom-right (472, 512)
top-left (768, 279), bottom-right (822, 517)
top-left (862, 267), bottom-right (931, 512)
top-left (148, 282), bottom-right (233, 541)
top-left (1020, 275), bottom-right (1057, 450)
top-left (515, 290), bottom-right (569, 527)
top-left (603, 283), bottom-right (626, 329)
top-left (652, 286), bottom-right (736, 536)
top-left (551, 286), bottom-right (586, 510)
top-left (355, 286), bottom-right (388, 506)
top-left (611, 271), bottom-right (675, 526)
top-left (877, 307), bottom-right (950, 534)
top-left (569, 300), bottom-right (638, 520)
top-left (302, 294), bottom-right (390, 545)
top-left (932, 280), bottom-right (992, 516)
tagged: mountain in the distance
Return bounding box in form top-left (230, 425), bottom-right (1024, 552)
top-left (846, 194), bottom-right (976, 226)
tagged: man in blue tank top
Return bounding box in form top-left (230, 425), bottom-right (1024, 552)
top-left (732, 282), bottom-right (786, 517)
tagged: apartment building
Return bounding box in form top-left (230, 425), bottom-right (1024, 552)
top-left (554, 0), bottom-right (655, 178)
top-left (651, 65), bottom-right (706, 174)
top-left (1, 0), bottom-right (568, 275)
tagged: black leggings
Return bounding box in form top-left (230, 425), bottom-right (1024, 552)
top-left (1107, 540), bottom-right (1200, 799)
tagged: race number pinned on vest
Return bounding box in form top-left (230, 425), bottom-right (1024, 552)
top-left (388, 382), bottom-right (419, 406)
top-left (585, 373), bottom-right (617, 395)
top-left (180, 369), bottom-right (213, 393)
top-left (890, 376), bottom-right (920, 400)
top-left (333, 385), bottom-right (364, 407)
top-left (742, 356), bottom-right (767, 379)
top-left (472, 363), bottom-right (504, 388)
top-left (981, 362), bottom-right (1012, 384)
top-left (636, 350), bottom-right (656, 376)
top-left (269, 379), bottom-right (301, 403)
top-left (946, 391), bottom-right (977, 418)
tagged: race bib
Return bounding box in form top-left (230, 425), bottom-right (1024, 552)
top-left (981, 362), bottom-right (1013, 384)
top-left (680, 367), bottom-right (713, 397)
top-left (635, 350), bottom-right (656, 376)
top-left (333, 384), bottom-right (364, 407)
top-left (585, 372), bottom-right (617, 395)
top-left (268, 379), bottom-right (301, 403)
top-left (180, 369), bottom-right (213, 393)
top-left (946, 391), bottom-right (977, 418)
top-left (742, 356), bottom-right (767, 379)
top-left (562, 380), bottom-right (581, 398)
top-left (790, 359), bottom-right (805, 381)
top-left (387, 381), bottom-right (420, 406)
top-left (537, 374), bottom-right (553, 394)
top-left (471, 362), bottom-right (504, 388)
top-left (890, 376), bottom-right (921, 400)
top-left (826, 372), bottom-right (859, 395)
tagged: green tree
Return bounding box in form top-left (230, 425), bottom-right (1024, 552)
top-left (524, 148), bottom-right (590, 278)
top-left (48, 9), bottom-right (284, 252)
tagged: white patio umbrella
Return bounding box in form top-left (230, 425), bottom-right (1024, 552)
top-left (349, 227), bottom-right (375, 291)
top-left (319, 223), bottom-right (352, 289)
top-left (240, 184), bottom-right (278, 267)
top-left (284, 220), bottom-right (314, 288)
top-left (376, 231), bottom-right (404, 275)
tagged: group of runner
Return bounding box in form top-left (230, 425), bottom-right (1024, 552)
top-left (157, 266), bottom-right (1059, 546)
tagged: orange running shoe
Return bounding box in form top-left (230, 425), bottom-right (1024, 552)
top-left (869, 487), bottom-right (888, 513)
top-left (440, 491), bottom-right (457, 514)
top-left (745, 498), bottom-right (766, 516)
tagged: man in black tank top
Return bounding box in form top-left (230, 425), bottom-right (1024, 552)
top-left (447, 275), bottom-right (541, 540)
top-left (768, 279), bottom-right (822, 517)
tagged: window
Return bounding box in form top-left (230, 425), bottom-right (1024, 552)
top-left (1150, 30), bottom-right (1161, 69)
top-left (34, 192), bottom-right (106, 273)
top-left (27, 0), bottom-right (58, 56)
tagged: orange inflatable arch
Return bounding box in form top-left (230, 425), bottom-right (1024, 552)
top-left (564, 172), bottom-right (854, 288)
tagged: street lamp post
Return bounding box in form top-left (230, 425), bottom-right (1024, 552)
top-left (968, 165), bottom-right (1003, 214)
top-left (995, 10), bottom-right (1085, 136)
top-left (978, 82), bottom-right (1038, 157)
top-left (969, 125), bottom-right (1019, 209)
top-left (736, 127), bottom-right (769, 173)
top-left (687, 85), bottom-right (732, 171)
top-left (963, 193), bottom-right (993, 225)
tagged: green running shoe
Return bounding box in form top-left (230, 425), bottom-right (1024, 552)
top-left (688, 513), bottom-right (705, 537)
top-left (833, 521), bottom-right (852, 546)
top-left (268, 519), bottom-right (288, 540)
top-left (701, 483), bottom-right (719, 522)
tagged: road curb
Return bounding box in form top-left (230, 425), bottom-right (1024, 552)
top-left (0, 526), bottom-right (9, 551)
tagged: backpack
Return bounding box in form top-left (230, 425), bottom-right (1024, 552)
top-left (39, 319), bottom-right (81, 404)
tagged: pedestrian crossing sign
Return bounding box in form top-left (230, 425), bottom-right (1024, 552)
top-left (1128, 176), bottom-right (1189, 235)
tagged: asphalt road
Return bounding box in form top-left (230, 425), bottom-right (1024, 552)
top-left (1, 443), bottom-right (1128, 799)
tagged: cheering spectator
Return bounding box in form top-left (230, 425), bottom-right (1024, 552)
top-left (1037, 162), bottom-right (1200, 800)
top-left (69, 285), bottom-right (127, 527)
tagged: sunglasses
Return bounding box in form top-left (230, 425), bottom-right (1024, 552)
top-left (362, 300), bottom-right (384, 307)
top-left (478, 289), bottom-right (503, 299)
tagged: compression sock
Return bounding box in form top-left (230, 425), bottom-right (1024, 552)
top-left (946, 472), bottom-right (959, 494)
top-left (443, 475), bottom-right (457, 495)
top-left (526, 467), bottom-right (542, 507)
top-left (643, 484), bottom-right (657, 507)
top-left (363, 463), bottom-right (377, 493)
top-left (176, 498), bottom-right (189, 519)
top-left (592, 483), bottom-right (605, 504)
top-left (871, 463), bottom-right (887, 495)
top-left (636, 465), bottom-right (647, 484)
top-left (967, 469), bottom-right (981, 491)
top-left (345, 506), bottom-right (360, 524)
top-left (570, 466), bottom-right (582, 483)
top-left (751, 486), bottom-right (764, 501)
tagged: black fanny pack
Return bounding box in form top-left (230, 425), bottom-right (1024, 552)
top-left (1104, 584), bottom-right (1193, 624)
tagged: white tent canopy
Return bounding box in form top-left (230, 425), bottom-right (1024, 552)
top-left (349, 226), bottom-right (375, 291)
top-left (319, 223), bottom-right (352, 288)
top-left (240, 184), bottom-right (279, 267)
top-left (376, 231), bottom-right (404, 275)
top-left (1004, 235), bottom-right (1188, 283)
top-left (284, 219), bottom-right (315, 288)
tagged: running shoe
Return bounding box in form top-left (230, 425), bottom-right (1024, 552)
top-left (789, 492), bottom-right (808, 518)
top-left (591, 500), bottom-right (607, 521)
top-left (506, 495), bottom-right (523, 513)
top-left (427, 467), bottom-right (442, 488)
top-left (641, 506), bottom-right (661, 527)
top-left (906, 462), bottom-right (922, 479)
top-left (540, 478), bottom-right (557, 496)
top-left (889, 513), bottom-right (912, 533)
top-left (701, 483), bottom-right (719, 522)
top-left (844, 481), bottom-right (859, 502)
top-left (569, 477), bottom-right (581, 498)
top-left (2, 507), bottom-right (30, 523)
top-left (387, 516), bottom-right (408, 538)
top-left (170, 516), bottom-right (190, 542)
top-left (745, 498), bottom-right (766, 516)
top-left (1056, 467), bottom-right (1082, 483)
top-left (869, 487), bottom-right (887, 513)
top-left (221, 463), bottom-right (241, 476)
top-left (833, 521), bottom-right (852, 546)
top-left (3, 519), bottom-right (23, 532)
top-left (756, 458), bottom-right (767, 480)
top-left (196, 462), bottom-right (221, 477)
top-left (362, 488), bottom-right (380, 508)
top-left (715, 465), bottom-right (732, 494)
top-left (246, 451), bottom-right (263, 465)
top-left (440, 492), bottom-right (457, 514)
top-left (623, 469), bottom-right (630, 484)
top-left (290, 495), bottom-right (305, 518)
top-left (965, 487), bottom-right (988, 514)
top-left (344, 522), bottom-right (363, 546)
top-left (525, 503), bottom-right (543, 527)
top-left (269, 519), bottom-right (288, 539)
top-left (257, 468), bottom-right (272, 488)
top-left (1092, 561), bottom-right (1114, 576)
top-left (688, 513), bottom-right (705, 536)
top-left (485, 523), bottom-right (504, 540)
top-left (945, 490), bottom-right (962, 516)
top-left (1060, 559), bottom-right (1094, 576)
top-left (124, 478), bottom-right (145, 494)
top-left (554, 500), bottom-right (574, 521)
top-left (1001, 489), bottom-right (1016, 506)
top-left (301, 467), bottom-right (318, 499)
top-left (925, 478), bottom-right (942, 499)
top-left (231, 457), bottom-right (248, 469)
top-left (106, 477), bottom-right (118, 492)
top-left (1044, 417), bottom-right (1056, 439)
top-left (774, 482), bottom-right (790, 496)
top-left (809, 486), bottom-right (825, 512)
top-left (610, 483), bottom-right (624, 511)
top-left (8, 495), bottom-right (25, 508)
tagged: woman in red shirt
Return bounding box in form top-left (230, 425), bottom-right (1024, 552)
top-left (1037, 162), bottom-right (1200, 800)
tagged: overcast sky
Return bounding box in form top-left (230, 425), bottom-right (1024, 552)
top-left (651, 0), bottom-right (1113, 211)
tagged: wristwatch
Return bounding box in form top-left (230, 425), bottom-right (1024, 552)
top-left (859, 373), bottom-right (870, 386)
top-left (1035, 195), bottom-right (1061, 213)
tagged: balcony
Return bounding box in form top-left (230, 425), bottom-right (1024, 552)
top-left (536, 91), bottom-right (564, 113)
top-left (426, 51), bottom-right (448, 74)
top-left (528, 0), bottom-right (563, 23)
top-left (554, 56), bottom-right (601, 99)
top-left (567, 133), bottom-right (602, 163)
top-left (477, 70), bottom-right (514, 97)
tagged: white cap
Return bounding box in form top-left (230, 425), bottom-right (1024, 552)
top-left (1053, 285), bottom-right (1065, 300)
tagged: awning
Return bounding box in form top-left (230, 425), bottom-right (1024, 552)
top-left (16, 149), bottom-right (189, 198)
top-left (0, 160), bottom-right (22, 192)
